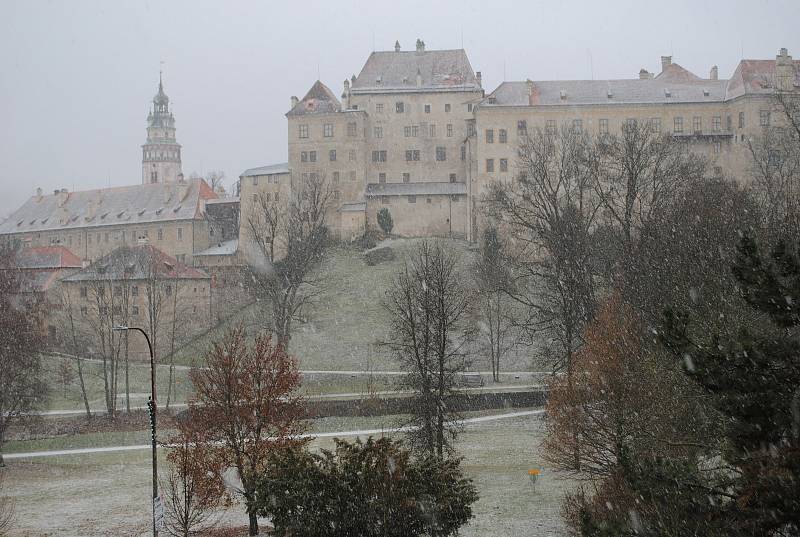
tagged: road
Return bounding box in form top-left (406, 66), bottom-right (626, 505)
top-left (4, 409), bottom-right (545, 460)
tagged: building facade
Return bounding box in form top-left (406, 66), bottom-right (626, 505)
top-left (240, 43), bottom-right (799, 251)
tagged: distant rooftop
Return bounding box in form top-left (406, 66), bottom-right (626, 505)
top-left (287, 81), bottom-right (342, 116)
top-left (62, 244), bottom-right (209, 282)
top-left (195, 239), bottom-right (238, 257)
top-left (240, 163), bottom-right (289, 177)
top-left (16, 246), bottom-right (82, 270)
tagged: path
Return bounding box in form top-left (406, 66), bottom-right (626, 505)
top-left (4, 409), bottom-right (544, 460)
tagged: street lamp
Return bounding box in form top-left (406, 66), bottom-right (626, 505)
top-left (113, 325), bottom-right (160, 535)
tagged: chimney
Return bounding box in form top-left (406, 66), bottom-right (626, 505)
top-left (290, 96), bottom-right (299, 109)
top-left (395, 40), bottom-right (401, 52)
top-left (476, 71), bottom-right (482, 88)
top-left (416, 38), bottom-right (425, 53)
top-left (35, 187), bottom-right (43, 199)
top-left (177, 172), bottom-right (185, 183)
top-left (639, 68), bottom-right (652, 80)
top-left (57, 189), bottom-right (69, 207)
top-left (776, 48), bottom-right (794, 91)
top-left (710, 65), bottom-right (718, 80)
top-left (342, 79), bottom-right (351, 106)
top-left (661, 55), bottom-right (672, 72)
top-left (526, 79), bottom-right (539, 105)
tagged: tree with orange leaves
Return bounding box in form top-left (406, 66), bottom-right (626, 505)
top-left (181, 326), bottom-right (307, 536)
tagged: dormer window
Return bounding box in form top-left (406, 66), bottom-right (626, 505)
top-left (664, 88), bottom-right (672, 98)
top-left (138, 209), bottom-right (146, 216)
top-left (173, 205), bottom-right (182, 213)
top-left (559, 90), bottom-right (567, 100)
top-left (703, 88), bottom-right (710, 97)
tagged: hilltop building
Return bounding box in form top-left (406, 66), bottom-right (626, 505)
top-left (142, 74), bottom-right (183, 185)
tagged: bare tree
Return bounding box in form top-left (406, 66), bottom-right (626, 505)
top-left (58, 287), bottom-right (92, 418)
top-left (594, 120), bottom-right (707, 269)
top-left (383, 241), bottom-right (474, 458)
top-left (206, 170), bottom-right (226, 194)
top-left (0, 471), bottom-right (14, 536)
top-left (165, 281), bottom-right (193, 409)
top-left (473, 226), bottom-right (520, 382)
top-left (246, 172), bottom-right (331, 349)
top-left (483, 127), bottom-right (600, 375)
top-left (0, 243), bottom-right (46, 466)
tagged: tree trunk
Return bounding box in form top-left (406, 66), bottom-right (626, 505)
top-left (125, 333), bottom-right (130, 413)
top-left (248, 510), bottom-right (258, 536)
top-left (76, 357), bottom-right (92, 419)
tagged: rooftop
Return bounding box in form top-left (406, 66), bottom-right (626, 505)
top-left (240, 162), bottom-right (290, 177)
top-left (0, 178), bottom-right (216, 235)
top-left (62, 244), bottom-right (209, 282)
top-left (287, 81), bottom-right (341, 116)
top-left (16, 246), bottom-right (83, 270)
top-left (194, 239), bottom-right (238, 257)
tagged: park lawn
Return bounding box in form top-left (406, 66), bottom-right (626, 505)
top-left (3, 411), bottom-right (571, 537)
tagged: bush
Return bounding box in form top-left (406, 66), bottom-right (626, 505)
top-left (377, 207), bottom-right (394, 234)
top-left (364, 246), bottom-right (395, 266)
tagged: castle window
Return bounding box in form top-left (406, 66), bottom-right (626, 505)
top-left (333, 171), bottom-right (340, 183)
top-left (447, 124), bottom-right (453, 137)
top-left (760, 110), bottom-right (770, 126)
top-left (429, 124), bottom-right (436, 137)
top-left (712, 116), bottom-right (721, 132)
top-left (449, 173), bottom-right (456, 183)
top-left (674, 117), bottom-right (683, 133)
top-left (376, 103), bottom-right (384, 113)
top-left (379, 173), bottom-right (386, 183)
top-left (650, 118), bottom-right (661, 133)
top-left (329, 149), bottom-right (337, 162)
top-left (499, 129), bottom-right (507, 143)
top-left (739, 112), bottom-right (745, 128)
top-left (467, 103), bottom-right (473, 112)
top-left (436, 147), bottom-right (446, 161)
top-left (396, 102), bottom-right (404, 113)
top-left (403, 173), bottom-right (410, 183)
top-left (461, 145), bottom-right (466, 161)
top-left (500, 159), bottom-right (508, 172)
top-left (372, 150), bottom-right (387, 162)
top-left (424, 104), bottom-right (431, 113)
top-left (412, 125), bottom-right (419, 137)
top-left (333, 190), bottom-right (341, 200)
top-left (693, 116), bottom-right (702, 133)
top-left (177, 227), bottom-right (183, 241)
top-left (157, 229), bottom-right (163, 241)
top-left (572, 119), bottom-right (583, 134)
top-left (301, 151), bottom-right (308, 162)
top-left (726, 115), bottom-right (732, 131)
top-left (374, 127), bottom-right (383, 139)
top-left (445, 103), bottom-right (451, 113)
top-left (347, 122), bottom-right (357, 136)
top-left (132, 286), bottom-right (138, 296)
top-left (405, 150), bottom-right (420, 161)
top-left (408, 195), bottom-right (417, 203)
top-left (323, 124), bottom-right (334, 137)
top-left (404, 126), bottom-right (411, 137)
top-left (80, 286), bottom-right (87, 298)
top-left (299, 124), bottom-right (309, 138)
top-left (486, 129), bottom-right (494, 143)
top-left (517, 120), bottom-right (527, 136)
top-left (309, 151), bottom-right (317, 162)
top-left (252, 176), bottom-right (258, 186)
top-left (486, 159), bottom-right (494, 172)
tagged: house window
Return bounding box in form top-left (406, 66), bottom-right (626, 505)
top-left (693, 116), bottom-right (702, 133)
top-left (265, 192), bottom-right (271, 202)
top-left (299, 124), bottom-right (308, 138)
top-left (726, 115), bottom-right (732, 131)
top-left (408, 195), bottom-right (417, 203)
top-left (545, 120), bottom-right (556, 135)
top-left (500, 158), bottom-right (508, 172)
top-left (324, 124), bottom-right (333, 137)
top-left (132, 306), bottom-right (139, 316)
top-left (714, 142), bottom-right (721, 154)
top-left (374, 126), bottom-right (383, 138)
top-left (445, 103), bottom-right (451, 112)
top-left (429, 124), bottom-right (436, 137)
top-left (177, 227), bottom-right (182, 241)
top-left (572, 119), bottom-right (583, 133)
top-left (449, 173), bottom-right (457, 183)
top-left (625, 118), bottom-right (637, 130)
top-left (157, 228), bottom-right (163, 241)
top-left (404, 126), bottom-right (411, 137)
top-left (329, 149), bottom-right (337, 161)
top-left (447, 124), bottom-right (453, 137)
top-left (405, 150), bottom-right (420, 161)
top-left (436, 147), bottom-right (446, 161)
top-left (517, 120), bottom-right (527, 136)
top-left (674, 117), bottom-right (684, 133)
top-left (426, 197), bottom-right (432, 203)
top-left (333, 171), bottom-right (340, 183)
top-left (461, 145), bottom-right (466, 161)
top-left (424, 104), bottom-right (431, 113)
top-left (301, 151), bottom-right (308, 162)
top-left (599, 119), bottom-right (609, 135)
top-left (467, 122), bottom-right (475, 136)
top-left (412, 125), bottom-right (419, 137)
top-left (334, 190), bottom-right (341, 200)
top-left (486, 129), bottom-right (494, 143)
top-left (376, 103), bottom-right (384, 113)
top-left (252, 176), bottom-right (258, 186)
top-left (309, 151), bottom-right (317, 162)
top-left (712, 116), bottom-right (721, 132)
top-left (486, 159), bottom-right (494, 172)
top-left (760, 110), bottom-right (770, 126)
top-left (739, 112), bottom-right (745, 128)
top-left (379, 173), bottom-right (386, 183)
top-left (347, 122), bottom-right (357, 136)
top-left (372, 150), bottom-right (387, 162)
top-left (80, 286), bottom-right (87, 298)
top-left (499, 129), bottom-right (507, 143)
top-left (403, 173), bottom-right (410, 183)
top-left (396, 102), bottom-right (404, 113)
top-left (349, 150), bottom-right (356, 161)
top-left (165, 284), bottom-right (172, 296)
top-left (274, 192), bottom-right (279, 201)
top-left (651, 118), bottom-right (661, 133)
top-left (132, 286), bottom-right (138, 296)
top-left (467, 103), bottom-right (473, 112)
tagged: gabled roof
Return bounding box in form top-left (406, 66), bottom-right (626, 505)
top-left (287, 81), bottom-right (341, 116)
top-left (16, 246), bottom-right (82, 270)
top-left (482, 78), bottom-right (727, 107)
top-left (62, 245), bottom-right (209, 282)
top-left (725, 58), bottom-right (800, 100)
top-left (352, 48), bottom-right (480, 93)
top-left (655, 63), bottom-right (703, 83)
top-left (240, 163), bottom-right (290, 177)
top-left (0, 178), bottom-right (217, 235)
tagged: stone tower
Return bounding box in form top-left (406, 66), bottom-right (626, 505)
top-left (141, 73), bottom-right (183, 184)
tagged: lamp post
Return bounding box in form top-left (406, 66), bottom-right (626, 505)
top-left (114, 325), bottom-right (159, 536)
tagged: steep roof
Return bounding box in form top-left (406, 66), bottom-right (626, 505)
top-left (352, 48), bottom-right (479, 93)
top-left (62, 244), bottom-right (209, 282)
top-left (725, 58), bottom-right (800, 99)
top-left (16, 246), bottom-right (82, 270)
top-left (240, 163), bottom-right (290, 177)
top-left (482, 78), bottom-right (728, 107)
top-left (0, 179), bottom-right (216, 236)
top-left (654, 62), bottom-right (703, 83)
top-left (287, 81), bottom-right (341, 116)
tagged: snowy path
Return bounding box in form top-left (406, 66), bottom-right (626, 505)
top-left (5, 409), bottom-right (544, 460)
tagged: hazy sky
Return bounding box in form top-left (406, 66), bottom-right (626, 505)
top-left (1, 0), bottom-right (799, 218)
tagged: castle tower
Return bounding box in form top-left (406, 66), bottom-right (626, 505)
top-left (142, 73), bottom-right (183, 184)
